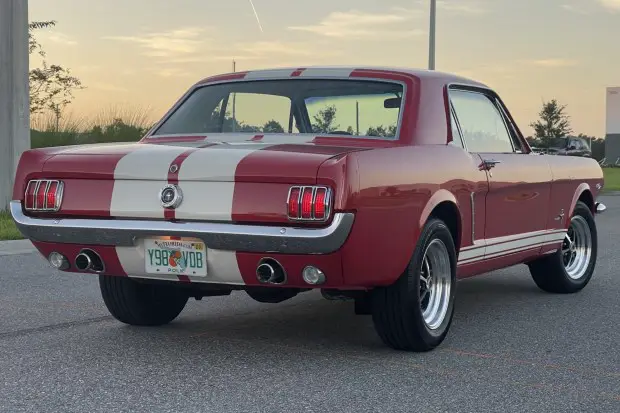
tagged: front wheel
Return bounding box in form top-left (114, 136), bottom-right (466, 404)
top-left (528, 200), bottom-right (598, 294)
top-left (371, 218), bottom-right (457, 352)
top-left (99, 275), bottom-right (189, 326)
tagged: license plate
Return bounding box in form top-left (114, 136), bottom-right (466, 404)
top-left (144, 238), bottom-right (207, 277)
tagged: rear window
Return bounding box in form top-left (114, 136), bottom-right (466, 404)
top-left (152, 79), bottom-right (404, 139)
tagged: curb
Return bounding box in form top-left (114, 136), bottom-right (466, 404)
top-left (0, 239), bottom-right (36, 256)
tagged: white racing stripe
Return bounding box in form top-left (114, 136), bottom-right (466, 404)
top-left (111, 143), bottom-right (266, 281)
top-left (297, 68), bottom-right (355, 78)
top-left (458, 229), bottom-right (567, 265)
top-left (110, 145), bottom-right (189, 219)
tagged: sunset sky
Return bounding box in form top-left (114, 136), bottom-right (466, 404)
top-left (29, 0), bottom-right (620, 137)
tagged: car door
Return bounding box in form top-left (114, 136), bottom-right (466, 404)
top-left (448, 86), bottom-right (553, 260)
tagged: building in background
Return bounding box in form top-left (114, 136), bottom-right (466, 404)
top-left (605, 87), bottom-right (620, 163)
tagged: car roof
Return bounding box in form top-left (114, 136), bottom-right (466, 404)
top-left (195, 65), bottom-right (490, 89)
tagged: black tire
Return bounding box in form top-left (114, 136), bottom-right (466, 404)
top-left (528, 201), bottom-right (598, 294)
top-left (99, 275), bottom-right (189, 326)
top-left (371, 218), bottom-right (457, 352)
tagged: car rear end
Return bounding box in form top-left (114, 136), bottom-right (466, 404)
top-left (11, 70), bottom-right (407, 292)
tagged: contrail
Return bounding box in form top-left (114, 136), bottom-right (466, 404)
top-left (248, 0), bottom-right (264, 33)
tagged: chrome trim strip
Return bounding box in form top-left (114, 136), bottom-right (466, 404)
top-left (470, 191), bottom-right (475, 241)
top-left (9, 201), bottom-right (354, 255)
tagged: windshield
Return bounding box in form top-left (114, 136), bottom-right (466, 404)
top-left (151, 79), bottom-right (404, 139)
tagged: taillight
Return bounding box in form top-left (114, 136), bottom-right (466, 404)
top-left (24, 180), bottom-right (64, 212)
top-left (287, 186), bottom-right (332, 221)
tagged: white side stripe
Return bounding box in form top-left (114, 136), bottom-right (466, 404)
top-left (458, 229), bottom-right (567, 265)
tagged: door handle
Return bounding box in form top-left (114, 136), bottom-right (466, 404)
top-left (479, 159), bottom-right (501, 171)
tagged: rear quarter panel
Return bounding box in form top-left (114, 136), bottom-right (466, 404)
top-left (544, 154), bottom-right (603, 235)
top-left (326, 144), bottom-right (487, 288)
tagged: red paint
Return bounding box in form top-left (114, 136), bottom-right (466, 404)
top-left (196, 72), bottom-right (248, 85)
top-left (290, 68), bottom-right (306, 77)
top-left (235, 251), bottom-right (344, 288)
top-left (13, 67), bottom-right (606, 291)
top-left (165, 148), bottom-right (199, 220)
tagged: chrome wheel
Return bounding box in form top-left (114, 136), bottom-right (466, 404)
top-left (419, 239), bottom-right (452, 330)
top-left (562, 215), bottom-right (592, 280)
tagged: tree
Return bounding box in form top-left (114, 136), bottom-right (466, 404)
top-left (263, 119), bottom-right (284, 133)
top-left (366, 124), bottom-right (397, 138)
top-left (312, 105), bottom-right (339, 133)
top-left (29, 21), bottom-right (84, 118)
top-left (529, 99), bottom-right (572, 148)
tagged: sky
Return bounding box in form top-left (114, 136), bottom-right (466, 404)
top-left (28, 0), bottom-right (620, 137)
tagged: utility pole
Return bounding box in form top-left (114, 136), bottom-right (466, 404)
top-left (428, 0), bottom-right (436, 70)
top-left (231, 59), bottom-right (236, 132)
top-left (0, 0), bottom-right (30, 209)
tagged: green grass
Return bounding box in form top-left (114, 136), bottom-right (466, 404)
top-left (0, 211), bottom-right (22, 241)
top-left (603, 167), bottom-right (620, 192)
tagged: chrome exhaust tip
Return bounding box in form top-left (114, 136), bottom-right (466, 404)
top-left (256, 258), bottom-right (286, 284)
top-left (75, 249), bottom-right (105, 273)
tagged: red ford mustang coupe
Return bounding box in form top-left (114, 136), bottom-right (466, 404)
top-left (11, 66), bottom-right (606, 352)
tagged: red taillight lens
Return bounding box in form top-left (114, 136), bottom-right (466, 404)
top-left (35, 183), bottom-right (46, 209)
top-left (287, 186), bottom-right (331, 221)
top-left (288, 187), bottom-right (300, 218)
top-left (23, 180), bottom-right (64, 212)
top-left (46, 181), bottom-right (58, 209)
top-left (301, 187), bottom-right (313, 219)
top-left (25, 181), bottom-right (37, 209)
top-left (313, 187), bottom-right (327, 219)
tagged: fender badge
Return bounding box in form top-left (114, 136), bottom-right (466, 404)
top-left (169, 164), bottom-right (179, 173)
top-left (159, 184), bottom-right (183, 209)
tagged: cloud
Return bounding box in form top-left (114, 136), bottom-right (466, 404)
top-left (288, 8), bottom-right (424, 39)
top-left (90, 82), bottom-right (127, 92)
top-left (149, 68), bottom-right (194, 78)
top-left (104, 27), bottom-right (209, 57)
top-left (525, 58), bottom-right (579, 68)
top-left (412, 0), bottom-right (490, 15)
top-left (235, 41), bottom-right (321, 57)
top-left (599, 0), bottom-right (620, 10)
top-left (436, 1), bottom-right (489, 15)
top-left (42, 32), bottom-right (77, 46)
top-left (561, 4), bottom-right (590, 13)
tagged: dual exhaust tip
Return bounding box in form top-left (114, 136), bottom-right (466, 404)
top-left (74, 249), bottom-right (105, 273)
top-left (256, 258), bottom-right (287, 285)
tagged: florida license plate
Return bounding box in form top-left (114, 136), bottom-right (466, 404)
top-left (144, 238), bottom-right (207, 277)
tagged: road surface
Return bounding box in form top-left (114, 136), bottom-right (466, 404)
top-left (1, 196), bottom-right (619, 412)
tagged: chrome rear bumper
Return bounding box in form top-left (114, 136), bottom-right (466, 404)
top-left (9, 201), bottom-right (354, 255)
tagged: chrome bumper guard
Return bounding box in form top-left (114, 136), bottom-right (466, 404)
top-left (9, 201), bottom-right (354, 255)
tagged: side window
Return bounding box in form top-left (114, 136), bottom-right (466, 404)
top-left (450, 89), bottom-right (515, 153)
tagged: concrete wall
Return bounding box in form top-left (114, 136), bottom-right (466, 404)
top-left (605, 87), bottom-right (620, 163)
top-left (0, 0), bottom-right (30, 210)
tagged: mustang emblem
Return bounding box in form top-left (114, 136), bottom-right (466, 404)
top-left (159, 184), bottom-right (183, 209)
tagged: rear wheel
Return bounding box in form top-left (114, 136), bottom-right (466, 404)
top-left (528, 201), bottom-right (598, 293)
top-left (99, 275), bottom-right (189, 326)
top-left (371, 218), bottom-right (457, 352)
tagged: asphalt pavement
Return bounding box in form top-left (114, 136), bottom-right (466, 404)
top-left (1, 196), bottom-right (619, 413)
